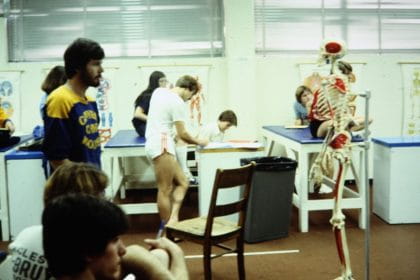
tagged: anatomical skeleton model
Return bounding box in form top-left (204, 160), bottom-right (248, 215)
top-left (309, 40), bottom-right (357, 280)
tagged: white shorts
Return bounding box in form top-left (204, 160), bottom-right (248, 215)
top-left (145, 132), bottom-right (176, 160)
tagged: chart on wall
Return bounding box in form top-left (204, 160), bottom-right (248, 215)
top-left (139, 65), bottom-right (211, 132)
top-left (0, 71), bottom-right (22, 128)
top-left (86, 67), bottom-right (117, 143)
top-left (400, 64), bottom-right (420, 136)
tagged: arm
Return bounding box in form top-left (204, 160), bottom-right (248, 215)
top-left (133, 106), bottom-right (148, 122)
top-left (42, 94), bottom-right (73, 166)
top-left (145, 238), bottom-right (189, 280)
top-left (174, 121), bottom-right (208, 147)
top-left (293, 102), bottom-right (304, 125)
top-left (4, 119), bottom-right (15, 134)
top-left (49, 159), bottom-right (71, 170)
top-left (122, 245), bottom-right (175, 280)
top-left (294, 118), bottom-right (303, 125)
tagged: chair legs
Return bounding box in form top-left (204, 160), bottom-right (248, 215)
top-left (237, 237), bottom-right (246, 280)
top-left (203, 241), bottom-right (212, 280)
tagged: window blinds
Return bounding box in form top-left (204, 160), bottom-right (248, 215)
top-left (255, 0), bottom-right (420, 54)
top-left (7, 0), bottom-right (224, 62)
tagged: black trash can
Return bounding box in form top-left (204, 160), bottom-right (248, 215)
top-left (241, 156), bottom-right (297, 243)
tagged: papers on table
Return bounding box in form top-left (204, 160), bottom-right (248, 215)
top-left (284, 125), bottom-right (309, 129)
top-left (204, 141), bottom-right (263, 150)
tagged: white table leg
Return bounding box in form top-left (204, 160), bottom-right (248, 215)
top-left (0, 154), bottom-right (10, 241)
top-left (299, 150), bottom-right (310, 232)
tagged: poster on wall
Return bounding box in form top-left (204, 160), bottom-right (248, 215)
top-left (0, 71), bottom-right (22, 129)
top-left (86, 67), bottom-right (117, 144)
top-left (139, 65), bottom-right (211, 133)
top-left (400, 64), bottom-right (420, 136)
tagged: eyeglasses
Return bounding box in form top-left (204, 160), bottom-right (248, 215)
top-left (159, 77), bottom-right (168, 84)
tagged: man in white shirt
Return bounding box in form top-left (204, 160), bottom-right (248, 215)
top-left (145, 75), bottom-right (208, 234)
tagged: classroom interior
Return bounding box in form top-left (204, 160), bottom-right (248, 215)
top-left (1, 1), bottom-right (420, 279)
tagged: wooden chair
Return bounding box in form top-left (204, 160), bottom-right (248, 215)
top-left (166, 162), bottom-right (256, 280)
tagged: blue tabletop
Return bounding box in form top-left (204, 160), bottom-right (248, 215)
top-left (0, 134), bottom-right (33, 153)
top-left (105, 130), bottom-right (145, 148)
top-left (372, 136), bottom-right (420, 148)
top-left (5, 150), bottom-right (44, 160)
top-left (263, 126), bottom-right (363, 144)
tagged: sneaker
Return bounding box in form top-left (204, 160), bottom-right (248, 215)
top-left (156, 221), bottom-right (166, 238)
top-left (318, 184), bottom-right (332, 194)
top-left (189, 177), bottom-right (198, 185)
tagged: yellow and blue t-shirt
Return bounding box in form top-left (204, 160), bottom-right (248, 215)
top-left (42, 85), bottom-right (101, 167)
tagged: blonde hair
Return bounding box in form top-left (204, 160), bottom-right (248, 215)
top-left (44, 162), bottom-right (108, 205)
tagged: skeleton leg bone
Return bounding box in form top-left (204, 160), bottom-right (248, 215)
top-left (331, 158), bottom-right (354, 280)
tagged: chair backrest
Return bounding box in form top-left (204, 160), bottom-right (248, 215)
top-left (204, 162), bottom-right (256, 238)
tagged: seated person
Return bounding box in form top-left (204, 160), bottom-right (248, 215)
top-left (0, 110), bottom-right (15, 134)
top-left (308, 61), bottom-right (371, 138)
top-left (0, 99), bottom-right (18, 147)
top-left (336, 61), bottom-right (372, 132)
top-left (175, 110), bottom-right (238, 184)
top-left (293, 86), bottom-right (313, 125)
top-left (197, 110), bottom-right (238, 142)
top-left (42, 194), bottom-right (189, 280)
top-left (0, 162), bottom-right (188, 280)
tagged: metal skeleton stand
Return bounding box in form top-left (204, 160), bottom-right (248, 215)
top-left (359, 90), bottom-right (371, 280)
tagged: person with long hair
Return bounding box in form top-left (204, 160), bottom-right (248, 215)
top-left (132, 71), bottom-right (169, 137)
top-left (293, 85), bottom-right (313, 126)
top-left (39, 65), bottom-right (67, 118)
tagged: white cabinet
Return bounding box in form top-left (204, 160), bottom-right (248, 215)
top-left (372, 137), bottom-right (420, 224)
top-left (196, 147), bottom-right (264, 218)
top-left (6, 151), bottom-right (46, 239)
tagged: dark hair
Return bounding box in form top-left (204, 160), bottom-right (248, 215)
top-left (218, 110), bottom-right (238, 126)
top-left (42, 194), bottom-right (128, 277)
top-left (337, 61), bottom-right (353, 75)
top-left (41, 66), bottom-right (67, 95)
top-left (64, 38), bottom-right (105, 78)
top-left (175, 75), bottom-right (201, 95)
top-left (134, 71), bottom-right (166, 105)
top-left (43, 162), bottom-right (108, 205)
top-left (295, 85), bottom-right (312, 103)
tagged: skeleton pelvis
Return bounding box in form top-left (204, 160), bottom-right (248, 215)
top-left (329, 132), bottom-right (350, 149)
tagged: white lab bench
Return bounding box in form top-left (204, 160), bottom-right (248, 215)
top-left (0, 134), bottom-right (42, 241)
top-left (5, 149), bottom-right (46, 240)
top-left (372, 136), bottom-right (420, 224)
top-left (196, 144), bottom-right (264, 218)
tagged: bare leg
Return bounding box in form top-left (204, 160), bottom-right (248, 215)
top-left (153, 153), bottom-right (177, 222)
top-left (175, 142), bottom-right (193, 179)
top-left (317, 120), bottom-right (333, 138)
top-left (349, 116), bottom-right (373, 132)
top-left (167, 161), bottom-right (189, 226)
top-left (331, 159), bottom-right (354, 280)
top-left (153, 152), bottom-right (189, 227)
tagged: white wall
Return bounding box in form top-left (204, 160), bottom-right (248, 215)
top-left (256, 53), bottom-right (420, 139)
top-left (1, 1), bottom-right (420, 142)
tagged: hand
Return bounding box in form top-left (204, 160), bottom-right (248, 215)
top-left (144, 237), bottom-right (184, 255)
top-left (196, 138), bottom-right (209, 147)
top-left (5, 120), bottom-right (15, 134)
